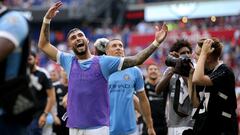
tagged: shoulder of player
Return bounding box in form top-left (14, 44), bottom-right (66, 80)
top-left (3, 11), bottom-right (27, 22)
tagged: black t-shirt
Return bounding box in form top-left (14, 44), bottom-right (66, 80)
top-left (30, 67), bottom-right (53, 112)
top-left (53, 81), bottom-right (68, 117)
top-left (52, 81), bottom-right (69, 134)
top-left (206, 64), bottom-right (237, 114)
top-left (144, 81), bottom-right (168, 125)
top-left (198, 64), bottom-right (238, 133)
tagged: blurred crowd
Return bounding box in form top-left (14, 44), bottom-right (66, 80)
top-left (3, 0), bottom-right (168, 8)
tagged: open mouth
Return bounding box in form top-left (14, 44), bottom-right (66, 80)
top-left (77, 43), bottom-right (84, 48)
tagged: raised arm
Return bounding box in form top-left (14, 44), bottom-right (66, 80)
top-left (121, 24), bottom-right (168, 70)
top-left (155, 67), bottom-right (174, 94)
top-left (38, 1), bottom-right (63, 62)
top-left (192, 39), bottom-right (214, 86)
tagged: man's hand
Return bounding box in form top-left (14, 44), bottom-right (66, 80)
top-left (44, 1), bottom-right (63, 19)
top-left (38, 114), bottom-right (47, 128)
top-left (53, 114), bottom-right (61, 125)
top-left (201, 39), bottom-right (214, 56)
top-left (147, 128), bottom-right (156, 135)
top-left (154, 24), bottom-right (168, 44)
top-left (189, 62), bottom-right (195, 75)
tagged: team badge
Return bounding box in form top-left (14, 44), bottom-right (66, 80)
top-left (124, 74), bottom-right (130, 80)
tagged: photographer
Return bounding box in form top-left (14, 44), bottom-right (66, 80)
top-left (192, 38), bottom-right (238, 135)
top-left (155, 39), bottom-right (195, 135)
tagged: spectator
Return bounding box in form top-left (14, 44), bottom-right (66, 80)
top-left (50, 68), bottom-right (69, 135)
top-left (192, 38), bottom-right (238, 135)
top-left (26, 52), bottom-right (56, 135)
top-left (142, 63), bottom-right (168, 135)
top-left (155, 39), bottom-right (195, 135)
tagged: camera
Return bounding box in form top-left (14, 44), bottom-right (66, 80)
top-left (165, 54), bottom-right (192, 77)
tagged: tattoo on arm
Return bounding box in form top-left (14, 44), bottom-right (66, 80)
top-left (122, 43), bottom-right (158, 70)
top-left (121, 56), bottom-right (137, 70)
top-left (43, 24), bottom-right (50, 42)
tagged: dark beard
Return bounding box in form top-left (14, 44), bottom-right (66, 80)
top-left (28, 64), bottom-right (34, 71)
top-left (150, 77), bottom-right (157, 81)
top-left (73, 48), bottom-right (86, 56)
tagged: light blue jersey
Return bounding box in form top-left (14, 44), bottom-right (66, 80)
top-left (0, 11), bottom-right (29, 80)
top-left (57, 51), bottom-right (123, 80)
top-left (109, 67), bottom-right (144, 135)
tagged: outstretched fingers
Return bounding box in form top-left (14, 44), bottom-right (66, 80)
top-left (54, 1), bottom-right (63, 10)
top-left (45, 1), bottom-right (63, 19)
top-left (162, 23), bottom-right (168, 32)
top-left (155, 24), bottom-right (168, 32)
top-left (51, 1), bottom-right (63, 13)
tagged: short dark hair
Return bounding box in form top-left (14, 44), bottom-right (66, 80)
top-left (170, 39), bottom-right (192, 53)
top-left (146, 63), bottom-right (158, 70)
top-left (66, 28), bottom-right (81, 39)
top-left (197, 37), bottom-right (223, 60)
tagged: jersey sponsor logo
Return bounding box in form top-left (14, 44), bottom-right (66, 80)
top-left (109, 84), bottom-right (131, 89)
top-left (109, 83), bottom-right (132, 93)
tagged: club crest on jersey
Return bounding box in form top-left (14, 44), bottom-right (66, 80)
top-left (124, 74), bottom-right (130, 80)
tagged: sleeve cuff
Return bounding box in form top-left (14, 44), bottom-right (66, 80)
top-left (56, 50), bottom-right (61, 64)
top-left (136, 88), bottom-right (145, 92)
top-left (118, 57), bottom-right (124, 71)
top-left (0, 31), bottom-right (19, 47)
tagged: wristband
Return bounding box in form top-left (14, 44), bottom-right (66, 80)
top-left (43, 17), bottom-right (51, 24)
top-left (152, 40), bottom-right (160, 47)
top-left (42, 111), bottom-right (48, 117)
